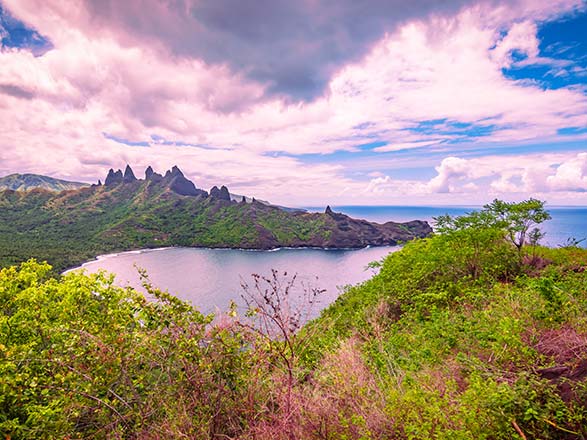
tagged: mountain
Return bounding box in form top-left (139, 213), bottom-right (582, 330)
top-left (229, 192), bottom-right (307, 213)
top-left (0, 165), bottom-right (432, 271)
top-left (0, 173), bottom-right (89, 192)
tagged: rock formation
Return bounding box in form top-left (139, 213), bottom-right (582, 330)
top-left (123, 165), bottom-right (137, 183)
top-left (103, 165), bottom-right (205, 197)
top-left (145, 166), bottom-right (163, 182)
top-left (210, 185), bottom-right (231, 201)
top-left (166, 165), bottom-right (205, 197)
top-left (104, 169), bottom-right (123, 186)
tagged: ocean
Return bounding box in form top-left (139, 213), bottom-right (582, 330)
top-left (306, 205), bottom-right (587, 249)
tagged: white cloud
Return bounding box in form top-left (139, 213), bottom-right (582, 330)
top-left (424, 152), bottom-right (587, 197)
top-left (490, 20), bottom-right (539, 68)
top-left (547, 152), bottom-right (587, 191)
top-left (373, 140), bottom-right (442, 152)
top-left (428, 157), bottom-right (472, 193)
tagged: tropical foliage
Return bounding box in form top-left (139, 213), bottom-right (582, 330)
top-left (1, 199), bottom-right (587, 439)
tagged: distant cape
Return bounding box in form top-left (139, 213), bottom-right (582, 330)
top-left (0, 173), bottom-right (88, 192)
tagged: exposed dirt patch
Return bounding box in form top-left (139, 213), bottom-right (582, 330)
top-left (530, 326), bottom-right (587, 402)
top-left (533, 326), bottom-right (587, 364)
top-left (521, 254), bottom-right (552, 277)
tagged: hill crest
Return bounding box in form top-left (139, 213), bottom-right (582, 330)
top-left (0, 173), bottom-right (88, 192)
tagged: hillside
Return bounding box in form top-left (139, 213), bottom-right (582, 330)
top-left (0, 173), bottom-right (88, 192)
top-left (1, 203), bottom-right (586, 439)
top-left (0, 165), bottom-right (431, 271)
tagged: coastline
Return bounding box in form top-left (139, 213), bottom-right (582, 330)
top-left (63, 243), bottom-right (401, 274)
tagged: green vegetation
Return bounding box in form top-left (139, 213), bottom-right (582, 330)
top-left (0, 180), bottom-right (421, 273)
top-left (436, 198), bottom-right (552, 253)
top-left (2, 199), bottom-right (587, 439)
top-left (0, 183), bottom-right (339, 272)
top-left (0, 262), bottom-right (257, 439)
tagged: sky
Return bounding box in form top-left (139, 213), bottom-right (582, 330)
top-left (0, 0), bottom-right (586, 206)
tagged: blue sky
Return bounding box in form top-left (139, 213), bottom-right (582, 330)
top-left (0, 0), bottom-right (586, 205)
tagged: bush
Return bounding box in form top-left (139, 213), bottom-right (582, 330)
top-left (0, 260), bottom-right (257, 439)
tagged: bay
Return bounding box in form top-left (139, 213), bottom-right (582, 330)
top-left (75, 205), bottom-right (587, 316)
top-left (76, 245), bottom-right (399, 315)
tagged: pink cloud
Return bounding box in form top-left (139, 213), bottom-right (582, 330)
top-left (0, 0), bottom-right (585, 206)
top-left (490, 20), bottom-right (539, 68)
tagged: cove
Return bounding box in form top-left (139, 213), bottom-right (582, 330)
top-left (73, 246), bottom-right (400, 316)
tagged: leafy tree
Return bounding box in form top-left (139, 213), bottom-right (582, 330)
top-left (432, 209), bottom-right (518, 282)
top-left (436, 198), bottom-right (551, 254)
top-left (483, 198), bottom-right (551, 252)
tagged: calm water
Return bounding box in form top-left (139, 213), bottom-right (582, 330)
top-left (75, 246), bottom-right (398, 315)
top-left (74, 205), bottom-right (586, 315)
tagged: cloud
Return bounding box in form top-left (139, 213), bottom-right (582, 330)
top-left (9, 0), bottom-right (586, 102)
top-left (428, 157), bottom-right (471, 193)
top-left (365, 176), bottom-right (393, 194)
top-left (373, 140), bottom-right (441, 152)
top-left (1, 0), bottom-right (585, 156)
top-left (6, 0), bottom-right (487, 102)
top-left (0, 0), bottom-right (585, 206)
top-left (0, 83), bottom-right (34, 99)
top-left (425, 152), bottom-right (587, 195)
top-left (490, 20), bottom-right (539, 68)
top-left (490, 174), bottom-right (522, 192)
top-left (547, 152), bottom-right (587, 191)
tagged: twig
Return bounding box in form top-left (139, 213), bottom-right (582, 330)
top-left (542, 418), bottom-right (581, 436)
top-left (512, 420), bottom-right (527, 440)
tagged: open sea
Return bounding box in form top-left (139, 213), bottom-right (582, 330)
top-left (74, 205), bottom-right (587, 316)
top-left (308, 205), bottom-right (587, 249)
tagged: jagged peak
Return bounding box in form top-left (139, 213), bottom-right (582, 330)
top-left (123, 165), bottom-right (137, 182)
top-left (220, 185), bottom-right (230, 200)
top-left (325, 205), bottom-right (333, 215)
top-left (210, 185), bottom-right (231, 201)
top-left (145, 166), bottom-right (163, 182)
top-left (170, 165), bottom-right (183, 176)
top-left (105, 168), bottom-right (123, 186)
top-left (102, 164), bottom-right (207, 197)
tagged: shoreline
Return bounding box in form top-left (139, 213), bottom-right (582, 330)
top-left (63, 244), bottom-right (402, 274)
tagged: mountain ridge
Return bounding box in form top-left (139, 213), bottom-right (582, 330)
top-left (0, 165), bottom-right (432, 271)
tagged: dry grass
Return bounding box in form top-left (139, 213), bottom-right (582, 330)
top-left (533, 326), bottom-right (587, 365)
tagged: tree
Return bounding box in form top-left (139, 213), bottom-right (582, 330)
top-left (239, 270), bottom-right (325, 437)
top-left (432, 199), bottom-right (551, 281)
top-left (435, 199), bottom-right (550, 253)
top-left (483, 198), bottom-right (551, 252)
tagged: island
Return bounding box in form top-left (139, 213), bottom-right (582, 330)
top-left (0, 165), bottom-right (432, 271)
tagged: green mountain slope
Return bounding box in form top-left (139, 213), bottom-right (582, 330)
top-left (0, 173), bottom-right (88, 192)
top-left (0, 165), bottom-right (431, 271)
